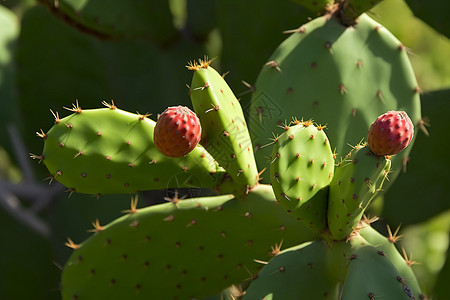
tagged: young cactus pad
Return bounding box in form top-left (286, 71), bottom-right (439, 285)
top-left (341, 242), bottom-right (420, 300)
top-left (270, 121), bottom-right (334, 231)
top-left (39, 102), bottom-right (224, 195)
top-left (327, 144), bottom-right (391, 240)
top-left (187, 59), bottom-right (259, 194)
top-left (60, 184), bottom-right (313, 300)
top-left (249, 13), bottom-right (421, 188)
top-left (243, 240), bottom-right (340, 299)
top-left (358, 222), bottom-right (423, 298)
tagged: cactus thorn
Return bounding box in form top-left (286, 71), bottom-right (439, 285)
top-left (221, 71), bottom-right (230, 79)
top-left (122, 195), bottom-right (139, 214)
top-left (261, 132), bottom-right (280, 148)
top-left (376, 90), bottom-right (385, 103)
top-left (164, 190), bottom-right (186, 205)
top-left (265, 60), bottom-right (282, 73)
top-left (283, 26), bottom-right (306, 34)
top-left (386, 224), bottom-right (403, 243)
top-left (88, 219), bottom-right (104, 233)
top-left (238, 80), bottom-right (256, 97)
top-left (257, 168), bottom-right (266, 182)
top-left (64, 100), bottom-right (82, 114)
top-left (29, 153), bottom-right (44, 163)
top-left (205, 103), bottom-right (220, 114)
top-left (186, 56), bottom-right (213, 70)
top-left (65, 237), bottom-right (79, 250)
top-left (50, 109), bottom-right (60, 123)
top-left (401, 247), bottom-right (417, 267)
top-left (418, 118), bottom-right (430, 136)
top-left (357, 59), bottom-right (363, 69)
top-left (102, 100), bottom-right (117, 110)
top-left (36, 129), bottom-right (47, 139)
top-left (136, 111), bottom-right (151, 120)
top-left (277, 120), bottom-right (290, 130)
top-left (339, 84), bottom-right (347, 95)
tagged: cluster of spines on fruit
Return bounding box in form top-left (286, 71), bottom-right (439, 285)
top-left (32, 0), bottom-right (425, 297)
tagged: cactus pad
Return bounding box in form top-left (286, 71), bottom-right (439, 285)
top-left (327, 144), bottom-right (390, 240)
top-left (188, 59), bottom-right (259, 195)
top-left (270, 121), bottom-right (334, 231)
top-left (60, 184), bottom-right (313, 299)
top-left (249, 13), bottom-right (421, 189)
top-left (40, 103), bottom-right (224, 195)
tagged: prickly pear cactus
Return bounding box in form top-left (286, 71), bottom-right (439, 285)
top-left (249, 13), bottom-right (421, 188)
top-left (60, 185), bottom-right (312, 299)
top-left (38, 102), bottom-right (225, 195)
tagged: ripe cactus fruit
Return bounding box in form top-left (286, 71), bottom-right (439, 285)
top-left (249, 13), bottom-right (421, 190)
top-left (188, 58), bottom-right (259, 195)
top-left (39, 103), bottom-right (224, 195)
top-left (270, 121), bottom-right (335, 231)
top-left (368, 110), bottom-right (414, 156)
top-left (327, 144), bottom-right (391, 240)
top-left (60, 184), bottom-right (314, 300)
top-left (153, 106), bottom-right (202, 158)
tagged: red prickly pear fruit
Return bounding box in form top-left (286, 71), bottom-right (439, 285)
top-left (154, 106), bottom-right (202, 158)
top-left (368, 111), bottom-right (414, 156)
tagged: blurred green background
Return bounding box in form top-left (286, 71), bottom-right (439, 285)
top-left (0, 0), bottom-right (449, 299)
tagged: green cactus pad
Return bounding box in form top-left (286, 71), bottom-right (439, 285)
top-left (40, 104), bottom-right (225, 195)
top-left (188, 59), bottom-right (259, 195)
top-left (359, 223), bottom-right (423, 298)
top-left (342, 242), bottom-right (419, 300)
top-left (270, 122), bottom-right (334, 231)
top-left (60, 184), bottom-right (314, 300)
top-left (249, 13), bottom-right (421, 190)
top-left (243, 240), bottom-right (339, 300)
top-left (327, 145), bottom-right (390, 240)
